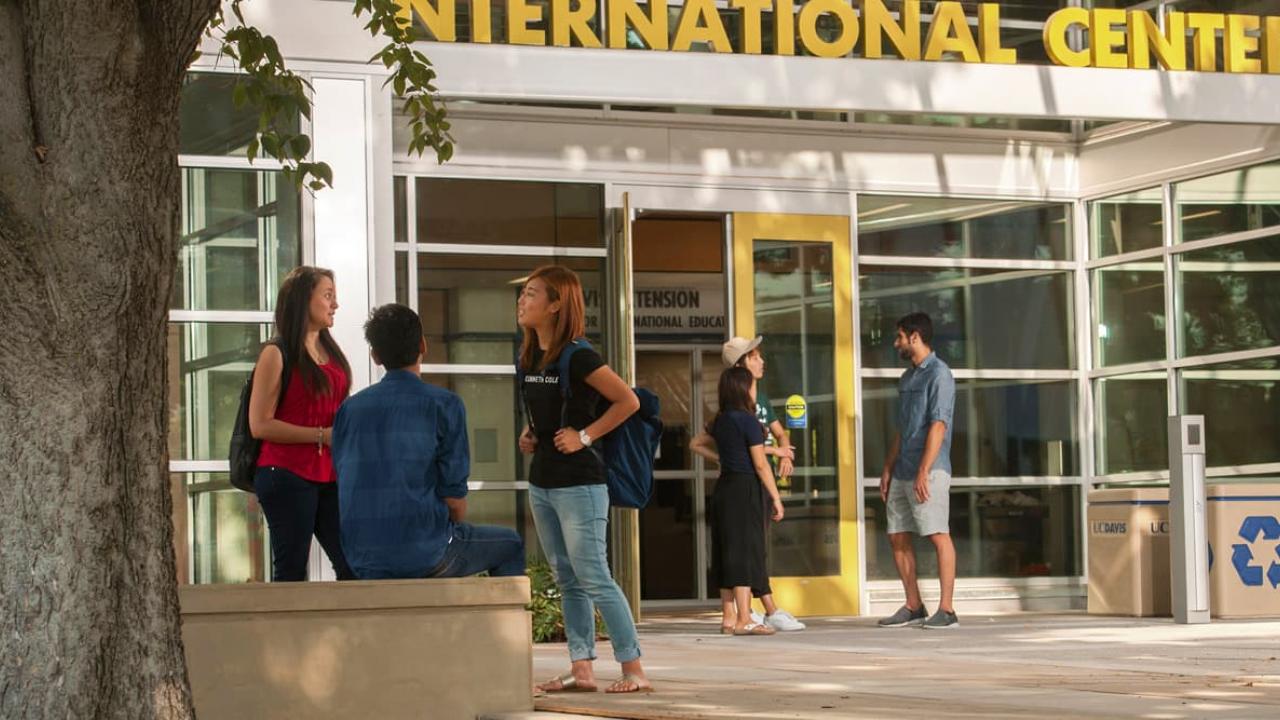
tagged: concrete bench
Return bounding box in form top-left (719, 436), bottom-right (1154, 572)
top-left (180, 577), bottom-right (533, 720)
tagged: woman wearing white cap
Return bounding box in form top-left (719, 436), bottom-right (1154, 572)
top-left (691, 335), bottom-right (806, 633)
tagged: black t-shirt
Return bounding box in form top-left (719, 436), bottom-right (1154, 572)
top-left (522, 346), bottom-right (607, 488)
top-left (710, 410), bottom-right (765, 475)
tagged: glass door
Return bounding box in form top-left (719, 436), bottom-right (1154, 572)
top-left (732, 213), bottom-right (859, 616)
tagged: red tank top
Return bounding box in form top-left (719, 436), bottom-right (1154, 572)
top-left (257, 361), bottom-right (349, 483)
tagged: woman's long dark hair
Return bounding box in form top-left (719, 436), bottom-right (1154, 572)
top-left (271, 266), bottom-right (351, 397)
top-left (712, 366), bottom-right (756, 427)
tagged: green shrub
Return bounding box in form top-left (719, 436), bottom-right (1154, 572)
top-left (527, 559), bottom-right (608, 643)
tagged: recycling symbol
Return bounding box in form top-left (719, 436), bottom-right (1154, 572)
top-left (1230, 516), bottom-right (1280, 588)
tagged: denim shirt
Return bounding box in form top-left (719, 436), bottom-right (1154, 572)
top-left (332, 370), bottom-right (470, 579)
top-left (892, 352), bottom-right (956, 481)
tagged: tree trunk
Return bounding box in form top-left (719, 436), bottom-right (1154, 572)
top-left (0, 2), bottom-right (218, 717)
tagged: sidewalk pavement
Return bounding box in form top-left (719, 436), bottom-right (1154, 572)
top-left (518, 612), bottom-right (1280, 719)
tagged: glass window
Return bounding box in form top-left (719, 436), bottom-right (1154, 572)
top-left (860, 266), bottom-right (1074, 370)
top-left (863, 378), bottom-right (1079, 479)
top-left (168, 322), bottom-right (272, 461)
top-left (422, 374), bottom-right (526, 484)
top-left (642, 478), bottom-right (699, 600)
top-left (865, 485), bottom-right (1081, 579)
top-left (415, 178), bottom-right (604, 247)
top-left (1177, 233), bottom-right (1280, 358)
top-left (411, 254), bottom-right (605, 366)
top-left (173, 168), bottom-right (300, 312)
top-left (181, 73), bottom-right (255, 157)
top-left (1094, 262), bottom-right (1166, 367)
top-left (1176, 161), bottom-right (1280, 243)
top-left (183, 472), bottom-right (270, 584)
top-left (1095, 373), bottom-right (1168, 475)
top-left (1091, 187), bottom-right (1164, 258)
top-left (394, 176), bottom-right (408, 244)
top-left (1180, 358), bottom-right (1280, 469)
top-left (465, 489), bottom-right (540, 559)
top-left (858, 196), bottom-right (1072, 261)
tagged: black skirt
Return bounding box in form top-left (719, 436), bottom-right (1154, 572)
top-left (710, 471), bottom-right (768, 590)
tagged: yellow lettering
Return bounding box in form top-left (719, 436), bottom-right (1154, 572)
top-left (1267, 17), bottom-right (1280, 74)
top-left (731, 0), bottom-right (772, 54)
top-left (923, 1), bottom-right (980, 63)
top-left (1090, 9), bottom-right (1127, 69)
top-left (1225, 15), bottom-right (1262, 73)
top-left (1187, 13), bottom-right (1225, 72)
top-left (979, 3), bottom-right (1015, 64)
top-left (673, 0), bottom-right (733, 52)
top-left (797, 0), bottom-right (858, 59)
top-left (550, 0), bottom-right (601, 47)
top-left (606, 0), bottom-right (669, 50)
top-left (864, 0), bottom-right (920, 61)
top-left (1044, 7), bottom-right (1090, 68)
top-left (1128, 11), bottom-right (1186, 71)
top-left (507, 0), bottom-right (545, 45)
top-left (397, 0), bottom-right (456, 42)
top-left (470, 0), bottom-right (492, 42)
top-left (776, 0), bottom-right (796, 56)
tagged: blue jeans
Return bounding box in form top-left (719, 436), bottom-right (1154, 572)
top-left (254, 466), bottom-right (355, 581)
top-left (529, 484), bottom-right (641, 664)
top-left (428, 522), bottom-right (526, 578)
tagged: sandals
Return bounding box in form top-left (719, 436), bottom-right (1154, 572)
top-left (536, 673), bottom-right (598, 693)
top-left (733, 622), bottom-right (776, 636)
top-left (606, 673), bottom-right (654, 694)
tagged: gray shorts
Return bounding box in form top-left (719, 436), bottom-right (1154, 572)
top-left (886, 470), bottom-right (951, 536)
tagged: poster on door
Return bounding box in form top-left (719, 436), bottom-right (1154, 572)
top-left (584, 272), bottom-right (726, 340)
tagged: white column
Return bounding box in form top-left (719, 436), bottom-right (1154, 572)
top-left (308, 76), bottom-right (375, 581)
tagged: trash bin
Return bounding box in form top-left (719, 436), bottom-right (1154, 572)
top-left (1086, 488), bottom-right (1170, 616)
top-left (1206, 483), bottom-right (1280, 618)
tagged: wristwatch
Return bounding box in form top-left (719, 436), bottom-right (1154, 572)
top-left (578, 429), bottom-right (593, 448)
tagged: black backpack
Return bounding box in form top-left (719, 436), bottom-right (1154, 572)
top-left (228, 340), bottom-right (291, 492)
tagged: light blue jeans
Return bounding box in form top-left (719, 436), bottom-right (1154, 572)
top-left (529, 484), bottom-right (642, 663)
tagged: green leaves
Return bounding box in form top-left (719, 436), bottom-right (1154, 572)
top-left (201, 0), bottom-right (454, 191)
top-left (356, 0), bottom-right (455, 164)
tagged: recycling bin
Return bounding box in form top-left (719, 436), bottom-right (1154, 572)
top-left (1206, 483), bottom-right (1280, 618)
top-left (1086, 488), bottom-right (1170, 616)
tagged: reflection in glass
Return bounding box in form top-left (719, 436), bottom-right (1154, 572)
top-left (467, 489), bottom-right (539, 560)
top-left (184, 473), bottom-right (269, 584)
top-left (1091, 187), bottom-right (1163, 258)
top-left (865, 486), bottom-right (1081, 579)
top-left (421, 374), bottom-right (523, 484)
top-left (415, 178), bottom-right (603, 247)
top-left (1180, 359), bottom-right (1280, 468)
top-left (641, 479), bottom-right (698, 599)
top-left (858, 195), bottom-right (1071, 260)
top-left (1176, 160), bottom-right (1280, 243)
top-left (862, 378), bottom-right (1078, 479)
top-left (860, 266), bottom-right (1074, 370)
top-left (1095, 373), bottom-right (1168, 475)
top-left (754, 241), bottom-right (838, 577)
top-left (168, 323), bottom-right (272, 461)
top-left (1177, 233), bottom-right (1280, 358)
top-left (414, 254), bottom-right (604, 365)
top-left (1094, 263), bottom-right (1165, 366)
top-left (636, 352), bottom-right (693, 471)
top-left (174, 168), bottom-right (300, 311)
top-left (181, 73), bottom-right (263, 157)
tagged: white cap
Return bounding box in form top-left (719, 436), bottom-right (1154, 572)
top-left (722, 336), bottom-right (763, 367)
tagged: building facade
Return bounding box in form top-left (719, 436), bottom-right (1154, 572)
top-left (170, 0), bottom-right (1280, 616)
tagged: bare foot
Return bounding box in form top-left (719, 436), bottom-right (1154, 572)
top-left (536, 672), bottom-right (598, 693)
top-left (605, 674), bottom-right (653, 693)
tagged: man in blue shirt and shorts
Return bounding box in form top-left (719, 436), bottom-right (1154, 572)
top-left (332, 303), bottom-right (524, 580)
top-left (877, 312), bottom-right (958, 629)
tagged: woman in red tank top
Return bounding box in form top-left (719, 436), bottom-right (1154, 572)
top-left (248, 266), bottom-right (355, 581)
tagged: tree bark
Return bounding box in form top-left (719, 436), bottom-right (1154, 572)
top-left (0, 1), bottom-right (218, 717)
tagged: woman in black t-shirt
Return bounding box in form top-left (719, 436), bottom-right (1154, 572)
top-left (516, 265), bottom-right (652, 695)
top-left (691, 366), bottom-right (784, 636)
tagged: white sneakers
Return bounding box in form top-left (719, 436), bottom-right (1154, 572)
top-left (750, 609), bottom-right (807, 632)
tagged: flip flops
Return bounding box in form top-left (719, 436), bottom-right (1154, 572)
top-left (536, 673), bottom-right (598, 693)
top-left (606, 673), bottom-right (655, 694)
top-left (733, 622), bottom-right (776, 636)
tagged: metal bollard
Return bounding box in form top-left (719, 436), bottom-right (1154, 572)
top-left (1168, 415), bottom-right (1210, 624)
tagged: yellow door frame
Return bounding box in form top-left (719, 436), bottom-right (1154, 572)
top-left (732, 212), bottom-right (859, 617)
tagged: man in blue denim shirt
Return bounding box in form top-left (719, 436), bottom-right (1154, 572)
top-left (877, 312), bottom-right (959, 630)
top-left (332, 304), bottom-right (524, 579)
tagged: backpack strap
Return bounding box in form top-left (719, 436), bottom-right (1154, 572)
top-left (269, 338), bottom-right (292, 411)
top-left (555, 338), bottom-right (592, 429)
